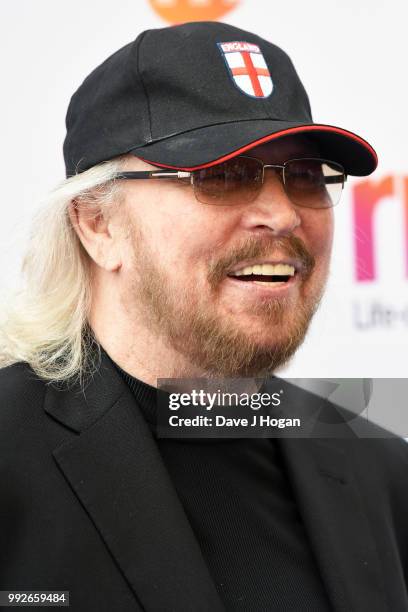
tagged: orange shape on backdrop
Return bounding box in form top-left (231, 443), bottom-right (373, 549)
top-left (149, 0), bottom-right (240, 24)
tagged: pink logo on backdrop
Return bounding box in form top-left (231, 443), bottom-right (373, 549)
top-left (352, 176), bottom-right (408, 281)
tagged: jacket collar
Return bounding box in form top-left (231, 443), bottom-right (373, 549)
top-left (44, 350), bottom-right (225, 612)
top-left (277, 436), bottom-right (387, 611)
top-left (265, 377), bottom-right (389, 612)
top-left (44, 350), bottom-right (388, 612)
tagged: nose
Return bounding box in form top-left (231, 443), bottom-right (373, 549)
top-left (239, 170), bottom-right (301, 235)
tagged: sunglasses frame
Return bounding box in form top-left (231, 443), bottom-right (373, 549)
top-left (112, 156), bottom-right (347, 208)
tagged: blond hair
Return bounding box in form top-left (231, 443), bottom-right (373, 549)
top-left (0, 157), bottom-right (126, 386)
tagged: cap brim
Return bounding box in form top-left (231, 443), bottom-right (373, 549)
top-left (129, 119), bottom-right (377, 176)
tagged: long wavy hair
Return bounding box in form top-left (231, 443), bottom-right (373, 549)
top-left (0, 156), bottom-right (127, 386)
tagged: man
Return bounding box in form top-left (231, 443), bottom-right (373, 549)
top-left (0, 21), bottom-right (407, 612)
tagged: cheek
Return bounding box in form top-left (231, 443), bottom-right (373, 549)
top-left (154, 192), bottom-right (227, 257)
top-left (300, 209), bottom-right (334, 260)
top-left (137, 199), bottom-right (224, 281)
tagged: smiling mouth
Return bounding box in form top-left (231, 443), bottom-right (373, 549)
top-left (226, 263), bottom-right (296, 285)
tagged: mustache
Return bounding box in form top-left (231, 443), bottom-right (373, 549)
top-left (208, 234), bottom-right (315, 286)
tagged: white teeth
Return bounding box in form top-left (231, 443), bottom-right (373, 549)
top-left (253, 281), bottom-right (286, 286)
top-left (231, 263), bottom-right (295, 277)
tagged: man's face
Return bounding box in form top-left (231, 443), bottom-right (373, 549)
top-left (118, 136), bottom-right (334, 377)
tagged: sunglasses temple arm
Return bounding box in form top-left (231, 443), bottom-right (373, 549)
top-left (114, 171), bottom-right (192, 180)
top-left (325, 175), bottom-right (347, 184)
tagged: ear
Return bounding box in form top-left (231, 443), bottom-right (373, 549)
top-left (68, 199), bottom-right (122, 272)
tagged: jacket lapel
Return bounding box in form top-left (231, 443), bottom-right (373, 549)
top-left (44, 351), bottom-right (225, 612)
top-left (273, 379), bottom-right (388, 612)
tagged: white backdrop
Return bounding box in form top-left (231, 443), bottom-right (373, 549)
top-left (0, 0), bottom-right (406, 377)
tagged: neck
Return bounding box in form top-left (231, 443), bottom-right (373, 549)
top-left (89, 284), bottom-right (216, 388)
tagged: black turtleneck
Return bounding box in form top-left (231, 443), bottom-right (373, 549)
top-left (113, 361), bottom-right (332, 611)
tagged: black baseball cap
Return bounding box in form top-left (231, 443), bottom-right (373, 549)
top-left (63, 21), bottom-right (377, 178)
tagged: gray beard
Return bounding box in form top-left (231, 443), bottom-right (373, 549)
top-left (128, 228), bottom-right (325, 377)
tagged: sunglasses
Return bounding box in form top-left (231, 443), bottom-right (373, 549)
top-left (113, 156), bottom-right (347, 209)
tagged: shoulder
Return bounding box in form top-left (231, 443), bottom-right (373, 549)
top-left (0, 362), bottom-right (47, 433)
top-left (333, 408), bottom-right (408, 488)
top-left (337, 405), bottom-right (408, 453)
top-left (348, 434), bottom-right (408, 476)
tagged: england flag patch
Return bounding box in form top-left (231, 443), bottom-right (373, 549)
top-left (217, 41), bottom-right (273, 99)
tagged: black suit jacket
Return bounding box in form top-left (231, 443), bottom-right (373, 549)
top-left (1, 353), bottom-right (408, 612)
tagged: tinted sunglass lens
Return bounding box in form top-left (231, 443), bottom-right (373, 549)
top-left (284, 159), bottom-right (345, 208)
top-left (192, 158), bottom-right (263, 205)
